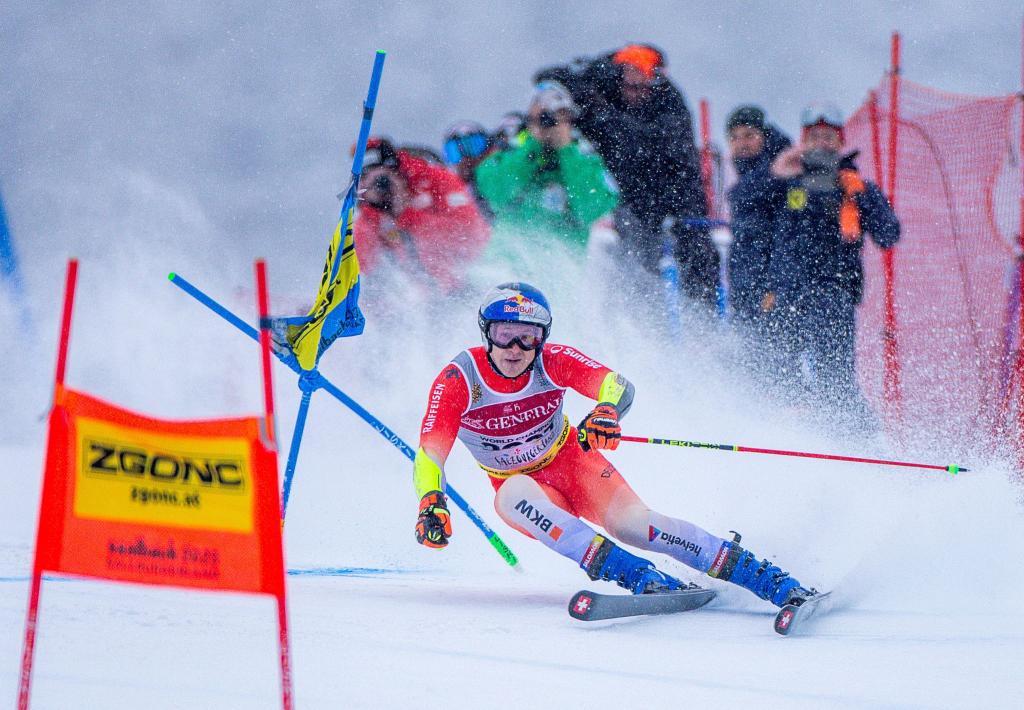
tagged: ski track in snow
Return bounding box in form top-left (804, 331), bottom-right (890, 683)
top-left (2, 256), bottom-right (1024, 708)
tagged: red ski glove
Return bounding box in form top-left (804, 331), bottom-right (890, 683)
top-left (577, 404), bottom-right (621, 452)
top-left (415, 490), bottom-right (452, 548)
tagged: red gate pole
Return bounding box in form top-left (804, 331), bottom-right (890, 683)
top-left (254, 260), bottom-right (276, 447)
top-left (699, 98), bottom-right (715, 218)
top-left (20, 258), bottom-right (80, 709)
top-left (882, 32), bottom-right (903, 428)
top-left (253, 260), bottom-right (293, 709)
top-left (54, 259), bottom-right (78, 388)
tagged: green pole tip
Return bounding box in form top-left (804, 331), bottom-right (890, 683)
top-left (376, 49), bottom-right (386, 55)
top-left (946, 465), bottom-right (961, 475)
top-left (168, 272), bottom-right (176, 281)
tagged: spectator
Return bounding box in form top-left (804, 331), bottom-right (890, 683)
top-left (724, 105), bottom-right (791, 329)
top-left (492, 111), bottom-right (527, 152)
top-left (475, 82), bottom-right (619, 257)
top-left (442, 120), bottom-right (496, 219)
top-left (354, 137), bottom-right (489, 295)
top-left (765, 103), bottom-right (900, 426)
top-left (536, 44), bottom-right (718, 308)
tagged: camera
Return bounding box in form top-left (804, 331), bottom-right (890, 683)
top-left (538, 111), bottom-right (558, 128)
top-left (365, 172), bottom-right (395, 211)
top-left (800, 149), bottom-right (840, 192)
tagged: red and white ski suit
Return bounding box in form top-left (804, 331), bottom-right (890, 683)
top-left (415, 344), bottom-right (724, 573)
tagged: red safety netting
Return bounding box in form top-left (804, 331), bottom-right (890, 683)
top-left (845, 76), bottom-right (1021, 455)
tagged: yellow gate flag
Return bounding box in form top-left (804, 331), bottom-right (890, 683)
top-left (275, 195), bottom-right (365, 370)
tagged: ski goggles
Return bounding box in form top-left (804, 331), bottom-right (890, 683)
top-left (486, 321), bottom-right (546, 350)
top-left (800, 102), bottom-right (844, 129)
top-left (443, 133), bottom-right (489, 165)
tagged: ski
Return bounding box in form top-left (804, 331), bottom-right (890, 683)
top-left (568, 586), bottom-right (716, 621)
top-left (773, 590), bottom-right (832, 636)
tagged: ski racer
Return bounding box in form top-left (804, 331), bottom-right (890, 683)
top-left (413, 282), bottom-right (815, 606)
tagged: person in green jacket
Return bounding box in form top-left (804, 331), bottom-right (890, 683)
top-left (476, 81), bottom-right (619, 262)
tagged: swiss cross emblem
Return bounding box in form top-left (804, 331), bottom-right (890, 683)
top-left (777, 610), bottom-right (794, 629)
top-left (573, 595), bottom-right (592, 614)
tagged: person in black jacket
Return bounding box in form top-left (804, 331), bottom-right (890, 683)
top-left (725, 106), bottom-right (791, 330)
top-left (536, 44), bottom-right (717, 309)
top-left (765, 103), bottom-right (900, 427)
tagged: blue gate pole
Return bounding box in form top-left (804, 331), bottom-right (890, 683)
top-left (281, 381), bottom-right (315, 519)
top-left (168, 272), bottom-right (520, 568)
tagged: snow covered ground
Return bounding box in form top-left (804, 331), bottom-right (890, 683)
top-left (2, 262), bottom-right (1023, 708)
top-left (4, 4), bottom-right (1024, 707)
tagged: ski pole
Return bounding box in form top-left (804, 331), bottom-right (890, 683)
top-left (620, 435), bottom-right (968, 474)
top-left (168, 272), bottom-right (520, 568)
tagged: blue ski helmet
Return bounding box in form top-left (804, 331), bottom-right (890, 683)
top-left (478, 282), bottom-right (552, 350)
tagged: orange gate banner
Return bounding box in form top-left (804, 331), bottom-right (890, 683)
top-left (33, 385), bottom-right (284, 596)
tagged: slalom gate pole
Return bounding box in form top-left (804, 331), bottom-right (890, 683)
top-left (620, 435), bottom-right (968, 474)
top-left (20, 259), bottom-right (80, 709)
top-left (54, 259), bottom-right (78, 388)
top-left (254, 261), bottom-right (294, 710)
top-left (325, 50), bottom-right (386, 289)
top-left (273, 51), bottom-right (386, 523)
top-left (280, 386), bottom-right (312, 519)
top-left (255, 260), bottom-right (277, 445)
top-left (168, 272), bottom-right (520, 568)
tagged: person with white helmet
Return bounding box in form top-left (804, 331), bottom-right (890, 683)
top-left (475, 82), bottom-right (619, 260)
top-left (765, 103), bottom-right (900, 430)
top-left (413, 282), bottom-right (815, 606)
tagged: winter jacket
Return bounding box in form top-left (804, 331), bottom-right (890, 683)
top-left (727, 125), bottom-right (791, 320)
top-left (575, 82), bottom-right (704, 231)
top-left (536, 58), bottom-right (715, 300)
top-left (353, 151), bottom-right (490, 293)
top-left (769, 153), bottom-right (900, 305)
top-left (474, 133), bottom-right (619, 251)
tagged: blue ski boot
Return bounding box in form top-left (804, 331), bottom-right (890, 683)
top-left (707, 532), bottom-right (812, 607)
top-left (581, 535), bottom-right (684, 594)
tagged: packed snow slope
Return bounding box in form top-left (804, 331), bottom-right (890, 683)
top-left (2, 3), bottom-right (1024, 708)
top-left (1, 252), bottom-right (1022, 709)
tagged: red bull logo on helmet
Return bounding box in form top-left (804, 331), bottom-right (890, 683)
top-left (503, 293), bottom-right (537, 315)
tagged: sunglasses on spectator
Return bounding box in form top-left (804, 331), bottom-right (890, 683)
top-left (487, 322), bottom-right (545, 350)
top-left (443, 133), bottom-right (489, 164)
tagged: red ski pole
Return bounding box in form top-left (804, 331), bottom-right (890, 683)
top-left (620, 436), bottom-right (967, 474)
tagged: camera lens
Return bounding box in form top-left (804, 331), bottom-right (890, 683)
top-left (373, 174), bottom-right (392, 192)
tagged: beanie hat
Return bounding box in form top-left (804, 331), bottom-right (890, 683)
top-left (726, 105), bottom-right (766, 133)
top-left (611, 44), bottom-right (664, 80)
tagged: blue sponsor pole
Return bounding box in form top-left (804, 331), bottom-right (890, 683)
top-left (0, 189), bottom-right (30, 329)
top-left (168, 272), bottom-right (520, 568)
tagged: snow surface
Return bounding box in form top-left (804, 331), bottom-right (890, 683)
top-left (3, 3), bottom-right (1024, 708)
top-left (2, 255), bottom-right (1023, 709)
